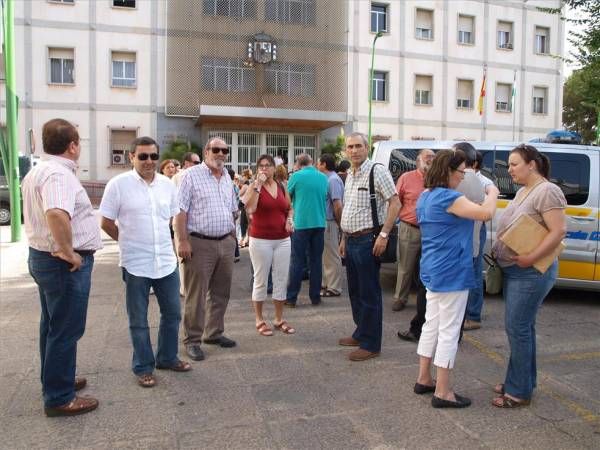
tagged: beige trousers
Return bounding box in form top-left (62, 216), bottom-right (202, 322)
top-left (394, 221), bottom-right (421, 301)
top-left (183, 234), bottom-right (235, 344)
top-left (322, 220), bottom-right (343, 293)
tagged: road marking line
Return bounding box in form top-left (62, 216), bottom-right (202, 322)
top-left (463, 334), bottom-right (600, 425)
top-left (541, 351), bottom-right (600, 363)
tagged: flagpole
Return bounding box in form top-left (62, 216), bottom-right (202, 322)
top-left (511, 70), bottom-right (517, 142)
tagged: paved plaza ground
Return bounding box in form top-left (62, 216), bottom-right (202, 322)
top-left (1, 224), bottom-right (599, 449)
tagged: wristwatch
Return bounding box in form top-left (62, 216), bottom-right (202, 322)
top-left (379, 231), bottom-right (389, 239)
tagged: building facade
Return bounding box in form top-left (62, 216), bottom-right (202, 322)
top-left (2, 0), bottom-right (563, 180)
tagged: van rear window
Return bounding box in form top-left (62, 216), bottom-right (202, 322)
top-left (481, 151), bottom-right (590, 205)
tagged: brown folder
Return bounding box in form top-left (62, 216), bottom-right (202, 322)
top-left (499, 214), bottom-right (565, 273)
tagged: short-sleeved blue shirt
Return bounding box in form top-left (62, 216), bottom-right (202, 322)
top-left (287, 166), bottom-right (328, 230)
top-left (417, 188), bottom-right (475, 292)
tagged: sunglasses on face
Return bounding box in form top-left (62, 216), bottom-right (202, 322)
top-left (192, 160), bottom-right (201, 165)
top-left (210, 147), bottom-right (230, 155)
top-left (137, 153), bottom-right (159, 161)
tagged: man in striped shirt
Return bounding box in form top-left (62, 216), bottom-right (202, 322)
top-left (22, 118), bottom-right (102, 417)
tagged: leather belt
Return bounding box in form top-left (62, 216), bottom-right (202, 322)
top-left (190, 232), bottom-right (231, 241)
top-left (346, 227), bottom-right (376, 238)
top-left (401, 221), bottom-right (419, 229)
top-left (74, 249), bottom-right (95, 256)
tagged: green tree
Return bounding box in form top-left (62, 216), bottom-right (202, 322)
top-left (320, 135), bottom-right (345, 159)
top-left (160, 140), bottom-right (201, 162)
top-left (563, 67), bottom-right (599, 143)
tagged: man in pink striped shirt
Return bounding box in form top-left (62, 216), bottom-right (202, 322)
top-left (22, 118), bottom-right (102, 417)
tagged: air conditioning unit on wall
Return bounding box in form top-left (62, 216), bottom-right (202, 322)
top-left (112, 153), bottom-right (125, 165)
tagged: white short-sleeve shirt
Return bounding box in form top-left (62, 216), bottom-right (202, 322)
top-left (99, 170), bottom-right (179, 279)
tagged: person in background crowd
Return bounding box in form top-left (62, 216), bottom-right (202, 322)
top-left (175, 138), bottom-right (238, 362)
top-left (274, 152), bottom-right (284, 167)
top-left (337, 159), bottom-right (351, 184)
top-left (392, 148), bottom-right (435, 312)
top-left (274, 164), bottom-right (289, 189)
top-left (242, 154), bottom-right (295, 336)
top-left (285, 153), bottom-right (328, 307)
top-left (338, 132), bottom-right (400, 361)
top-left (22, 118), bottom-right (103, 417)
top-left (491, 144), bottom-right (566, 408)
top-left (173, 160), bottom-right (181, 172)
top-left (238, 168), bottom-right (253, 248)
top-left (228, 167), bottom-right (241, 263)
top-left (100, 137), bottom-right (191, 388)
top-left (414, 149), bottom-right (498, 409)
top-left (160, 159), bottom-right (177, 178)
top-left (317, 153), bottom-right (344, 298)
top-left (453, 143), bottom-right (496, 332)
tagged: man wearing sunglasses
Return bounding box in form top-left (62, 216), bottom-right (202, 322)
top-left (175, 137), bottom-right (238, 362)
top-left (100, 137), bottom-right (192, 388)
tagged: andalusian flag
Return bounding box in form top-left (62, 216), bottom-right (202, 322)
top-left (477, 68), bottom-right (486, 116)
top-left (511, 70), bottom-right (517, 112)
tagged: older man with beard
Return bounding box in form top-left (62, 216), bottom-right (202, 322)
top-left (175, 138), bottom-right (238, 362)
top-left (392, 149), bottom-right (435, 313)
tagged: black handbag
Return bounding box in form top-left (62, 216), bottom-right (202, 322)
top-left (369, 163), bottom-right (398, 263)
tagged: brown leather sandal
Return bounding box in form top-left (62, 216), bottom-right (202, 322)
top-left (137, 373), bottom-right (156, 388)
top-left (274, 320), bottom-right (296, 334)
top-left (256, 321), bottom-right (273, 336)
top-left (492, 394), bottom-right (530, 408)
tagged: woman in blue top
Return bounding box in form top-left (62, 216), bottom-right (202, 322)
top-left (414, 149), bottom-right (499, 408)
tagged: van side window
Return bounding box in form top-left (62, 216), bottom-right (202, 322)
top-left (390, 148), bottom-right (420, 183)
top-left (487, 150), bottom-right (590, 205)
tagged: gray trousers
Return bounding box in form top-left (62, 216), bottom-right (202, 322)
top-left (183, 234), bottom-right (235, 344)
top-left (394, 221), bottom-right (421, 301)
top-left (322, 220), bottom-right (343, 293)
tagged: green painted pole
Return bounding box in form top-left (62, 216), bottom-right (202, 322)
top-left (3, 0), bottom-right (21, 241)
top-left (367, 31), bottom-right (382, 157)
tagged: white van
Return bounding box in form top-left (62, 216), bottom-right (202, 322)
top-left (372, 141), bottom-right (600, 292)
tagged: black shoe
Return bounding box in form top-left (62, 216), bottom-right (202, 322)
top-left (397, 330), bottom-right (419, 343)
top-left (185, 344), bottom-right (205, 361)
top-left (311, 300), bottom-right (322, 306)
top-left (414, 382), bottom-right (436, 395)
top-left (431, 393), bottom-right (471, 408)
top-left (203, 336), bottom-right (237, 348)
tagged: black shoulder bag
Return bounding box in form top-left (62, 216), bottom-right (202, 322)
top-left (369, 163), bottom-right (398, 263)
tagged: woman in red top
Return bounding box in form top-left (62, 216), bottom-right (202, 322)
top-left (242, 154), bottom-right (295, 336)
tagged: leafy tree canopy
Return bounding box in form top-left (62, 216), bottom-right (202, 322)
top-left (160, 140), bottom-right (201, 163)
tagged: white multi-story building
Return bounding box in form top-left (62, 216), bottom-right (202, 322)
top-left (2, 0), bottom-right (563, 180)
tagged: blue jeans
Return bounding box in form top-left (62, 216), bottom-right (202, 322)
top-left (465, 223), bottom-right (487, 322)
top-left (28, 248), bottom-right (93, 408)
top-left (286, 228), bottom-right (325, 304)
top-left (502, 261), bottom-right (557, 400)
top-left (121, 268), bottom-right (181, 375)
top-left (345, 234), bottom-right (382, 352)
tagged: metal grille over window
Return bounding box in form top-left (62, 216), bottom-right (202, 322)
top-left (202, 57), bottom-right (256, 92)
top-left (166, 1), bottom-right (347, 116)
top-left (49, 48), bottom-right (74, 84)
top-left (293, 135), bottom-right (316, 162)
top-left (203, 0), bottom-right (257, 18)
top-left (265, 0), bottom-right (316, 25)
top-left (110, 129), bottom-right (137, 166)
top-left (266, 134), bottom-right (289, 162)
top-left (112, 52), bottom-right (136, 88)
top-left (236, 132), bottom-right (261, 172)
top-left (495, 83), bottom-right (511, 112)
top-left (265, 62), bottom-right (315, 97)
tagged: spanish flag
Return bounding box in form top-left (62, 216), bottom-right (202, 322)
top-left (477, 68), bottom-right (487, 116)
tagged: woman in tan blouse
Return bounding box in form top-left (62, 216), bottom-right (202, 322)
top-left (491, 144), bottom-right (567, 408)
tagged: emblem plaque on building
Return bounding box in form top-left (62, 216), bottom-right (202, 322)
top-left (245, 33), bottom-right (277, 66)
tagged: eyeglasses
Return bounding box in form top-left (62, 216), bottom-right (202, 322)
top-left (454, 168), bottom-right (466, 174)
top-left (137, 153), bottom-right (159, 161)
top-left (258, 164), bottom-right (273, 169)
top-left (210, 147), bottom-right (230, 155)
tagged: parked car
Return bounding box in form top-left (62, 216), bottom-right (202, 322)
top-left (372, 140), bottom-right (600, 292)
top-left (0, 156), bottom-right (31, 225)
